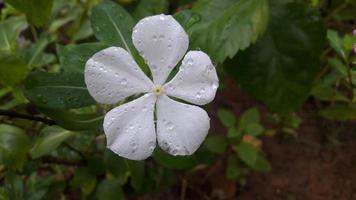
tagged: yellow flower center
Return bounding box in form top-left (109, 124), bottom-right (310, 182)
top-left (152, 85), bottom-right (163, 96)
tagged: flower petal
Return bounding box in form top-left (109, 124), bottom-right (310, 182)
top-left (156, 94), bottom-right (210, 156)
top-left (132, 14), bottom-right (189, 85)
top-left (85, 47), bottom-right (153, 104)
top-left (103, 93), bottom-right (156, 160)
top-left (164, 51), bottom-right (219, 105)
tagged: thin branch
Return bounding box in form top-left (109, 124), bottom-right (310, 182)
top-left (63, 142), bottom-right (86, 160)
top-left (0, 110), bottom-right (56, 125)
top-left (41, 156), bottom-right (83, 166)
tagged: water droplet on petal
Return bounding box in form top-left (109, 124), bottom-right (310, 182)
top-left (166, 121), bottom-right (175, 131)
top-left (120, 78), bottom-right (127, 86)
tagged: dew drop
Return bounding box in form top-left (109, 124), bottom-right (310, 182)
top-left (152, 35), bottom-right (158, 41)
top-left (120, 78), bottom-right (128, 86)
top-left (196, 91), bottom-right (202, 99)
top-left (166, 121), bottom-right (175, 131)
top-left (212, 82), bottom-right (218, 90)
top-left (114, 73), bottom-right (119, 77)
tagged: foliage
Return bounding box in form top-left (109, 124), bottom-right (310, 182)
top-left (0, 0), bottom-right (355, 198)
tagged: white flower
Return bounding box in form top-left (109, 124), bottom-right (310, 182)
top-left (84, 14), bottom-right (219, 160)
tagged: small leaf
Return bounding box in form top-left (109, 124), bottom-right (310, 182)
top-left (319, 103), bottom-right (356, 121)
top-left (39, 108), bottom-right (104, 131)
top-left (0, 124), bottom-right (30, 170)
top-left (217, 109), bottom-right (236, 128)
top-left (0, 54), bottom-right (28, 86)
top-left (225, 155), bottom-right (240, 180)
top-left (57, 43), bottom-right (107, 74)
top-left (0, 16), bottom-right (27, 53)
top-left (204, 135), bottom-right (228, 154)
top-left (236, 142), bottom-right (258, 167)
top-left (245, 123), bottom-right (264, 137)
top-left (7, 0), bottom-right (53, 26)
top-left (327, 29), bottom-right (346, 60)
top-left (30, 126), bottom-right (75, 159)
top-left (95, 179), bottom-right (123, 200)
top-left (24, 71), bottom-right (95, 109)
top-left (127, 160), bottom-right (145, 192)
top-left (90, 0), bottom-right (135, 54)
top-left (133, 0), bottom-right (169, 20)
top-left (253, 154), bottom-right (271, 172)
top-left (71, 167), bottom-right (97, 196)
top-left (21, 34), bottom-right (56, 68)
top-left (153, 149), bottom-right (197, 170)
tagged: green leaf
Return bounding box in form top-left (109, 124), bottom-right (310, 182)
top-left (21, 34), bottom-right (56, 68)
top-left (57, 43), bottom-right (107, 74)
top-left (133, 0), bottom-right (169, 20)
top-left (0, 124), bottom-right (30, 170)
top-left (189, 0), bottom-right (268, 63)
top-left (7, 0), bottom-right (53, 26)
top-left (30, 126), bottom-right (75, 159)
top-left (245, 123), bottom-right (264, 137)
top-left (217, 109), bottom-right (236, 128)
top-left (71, 167), bottom-right (97, 196)
top-left (236, 142), bottom-right (258, 167)
top-left (24, 71), bottom-right (95, 109)
top-left (204, 135), bottom-right (228, 154)
top-left (0, 16), bottom-right (27, 53)
top-left (253, 154), bottom-right (271, 172)
top-left (174, 10), bottom-right (201, 30)
top-left (104, 150), bottom-right (129, 184)
top-left (226, 2), bottom-right (326, 113)
top-left (39, 108), bottom-right (104, 131)
top-left (237, 108), bottom-right (260, 133)
top-left (225, 155), bottom-right (240, 180)
top-left (127, 160), bottom-right (145, 192)
top-left (0, 54), bottom-right (28, 86)
top-left (319, 103), bottom-right (356, 121)
top-left (153, 149), bottom-right (198, 170)
top-left (327, 29), bottom-right (346, 60)
top-left (90, 0), bottom-right (135, 55)
top-left (95, 179), bottom-right (123, 200)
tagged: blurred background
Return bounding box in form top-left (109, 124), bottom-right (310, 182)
top-left (0, 0), bottom-right (356, 199)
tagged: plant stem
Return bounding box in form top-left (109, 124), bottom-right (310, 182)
top-left (0, 110), bottom-right (56, 125)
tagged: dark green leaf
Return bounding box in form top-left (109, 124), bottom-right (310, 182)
top-left (174, 10), bottom-right (201, 30)
top-left (204, 135), bottom-right (228, 154)
top-left (327, 29), bottom-right (346, 60)
top-left (133, 0), bottom-right (169, 20)
top-left (319, 103), bottom-right (356, 121)
top-left (21, 34), bottom-right (56, 68)
top-left (30, 126), bottom-right (75, 159)
top-left (189, 0), bottom-right (269, 63)
top-left (90, 0), bottom-right (135, 54)
top-left (104, 150), bottom-right (129, 184)
top-left (0, 16), bottom-right (27, 53)
top-left (24, 71), bottom-right (95, 109)
top-left (7, 0), bottom-right (53, 26)
top-left (236, 142), bottom-right (258, 167)
top-left (226, 2), bottom-right (326, 113)
top-left (57, 43), bottom-right (107, 74)
top-left (71, 167), bottom-right (97, 196)
top-left (0, 54), bottom-right (28, 86)
top-left (95, 179), bottom-right (123, 200)
top-left (245, 123), bottom-right (264, 137)
top-left (153, 149), bottom-right (197, 170)
top-left (217, 109), bottom-right (236, 128)
top-left (127, 160), bottom-right (145, 191)
top-left (0, 124), bottom-right (30, 170)
top-left (39, 108), bottom-right (104, 131)
top-left (253, 154), bottom-right (271, 172)
top-left (225, 155), bottom-right (240, 180)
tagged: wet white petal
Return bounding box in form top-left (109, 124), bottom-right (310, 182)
top-left (164, 51), bottom-right (219, 105)
top-left (156, 94), bottom-right (210, 156)
top-left (85, 47), bottom-right (153, 104)
top-left (103, 93), bottom-right (156, 160)
top-left (132, 14), bottom-right (189, 85)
